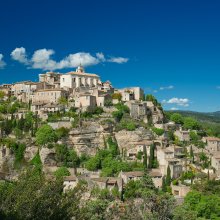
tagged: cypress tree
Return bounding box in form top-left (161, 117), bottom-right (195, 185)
top-left (166, 165), bottom-right (171, 186)
top-left (143, 145), bottom-right (148, 171)
top-left (190, 145), bottom-right (194, 163)
top-left (148, 144), bottom-right (155, 169)
top-left (162, 176), bottom-right (167, 192)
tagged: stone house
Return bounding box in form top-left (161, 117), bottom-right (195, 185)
top-left (174, 129), bottom-right (190, 142)
top-left (126, 101), bottom-right (149, 119)
top-left (119, 171), bottom-right (144, 184)
top-left (63, 176), bottom-right (79, 192)
top-left (157, 147), bottom-right (182, 178)
top-left (32, 88), bottom-right (68, 105)
top-left (149, 169), bottom-right (163, 188)
top-left (74, 94), bottom-right (97, 109)
top-left (116, 87), bottom-right (144, 101)
top-left (171, 184), bottom-right (190, 197)
top-left (211, 153), bottom-right (220, 176)
top-left (39, 72), bottom-right (61, 86)
top-left (203, 137), bottom-right (220, 152)
top-left (91, 177), bottom-right (122, 192)
top-left (126, 141), bottom-right (152, 161)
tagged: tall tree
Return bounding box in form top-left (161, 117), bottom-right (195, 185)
top-left (143, 145), bottom-right (148, 171)
top-left (162, 176), bottom-right (167, 192)
top-left (148, 144), bottom-right (155, 169)
top-left (166, 165), bottom-right (171, 186)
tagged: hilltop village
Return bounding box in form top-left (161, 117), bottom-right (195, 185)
top-left (0, 66), bottom-right (220, 219)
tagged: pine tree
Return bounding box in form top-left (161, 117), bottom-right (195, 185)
top-left (166, 165), bottom-right (171, 186)
top-left (148, 144), bottom-right (155, 169)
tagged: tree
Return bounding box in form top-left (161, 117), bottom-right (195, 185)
top-left (36, 124), bottom-right (58, 146)
top-left (166, 165), bottom-right (171, 186)
top-left (143, 145), bottom-right (148, 171)
top-left (112, 93), bottom-right (122, 101)
top-left (58, 96), bottom-right (68, 106)
top-left (170, 113), bottom-right (184, 124)
top-left (85, 156), bottom-right (101, 171)
top-left (67, 149), bottom-right (80, 168)
top-left (0, 91), bottom-right (5, 100)
top-left (162, 176), bottom-right (167, 192)
top-left (184, 117), bottom-right (200, 130)
top-left (148, 144), bottom-right (155, 169)
top-left (190, 145), bottom-right (194, 163)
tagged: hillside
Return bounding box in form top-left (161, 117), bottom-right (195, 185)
top-left (167, 110), bottom-right (220, 124)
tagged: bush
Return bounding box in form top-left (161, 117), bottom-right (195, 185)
top-left (152, 127), bottom-right (164, 136)
top-left (54, 167), bottom-right (70, 179)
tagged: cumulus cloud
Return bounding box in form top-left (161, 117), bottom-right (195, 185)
top-left (11, 47), bottom-right (29, 64)
top-left (163, 97), bottom-right (189, 107)
top-left (159, 85), bottom-right (174, 90)
top-left (0, 54), bottom-right (6, 69)
top-left (170, 107), bottom-right (179, 111)
top-left (10, 47), bottom-right (128, 71)
top-left (108, 57), bottom-right (129, 64)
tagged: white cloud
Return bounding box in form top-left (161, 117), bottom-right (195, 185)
top-left (96, 52), bottom-right (105, 62)
top-left (159, 85), bottom-right (174, 90)
top-left (11, 47), bottom-right (29, 64)
top-left (11, 47), bottom-right (128, 70)
top-left (170, 107), bottom-right (179, 111)
top-left (108, 57), bottom-right (129, 64)
top-left (163, 97), bottom-right (189, 107)
top-left (0, 54), bottom-right (6, 69)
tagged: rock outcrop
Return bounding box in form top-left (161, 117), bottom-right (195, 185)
top-left (115, 127), bottom-right (153, 150)
top-left (68, 121), bottom-right (112, 156)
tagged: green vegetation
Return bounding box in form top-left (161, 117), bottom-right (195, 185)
top-left (152, 127), bottom-right (165, 136)
top-left (174, 180), bottom-right (220, 219)
top-left (54, 166), bottom-right (71, 179)
top-left (36, 124), bottom-right (58, 146)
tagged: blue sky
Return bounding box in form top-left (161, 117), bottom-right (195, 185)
top-left (0, 0), bottom-right (220, 112)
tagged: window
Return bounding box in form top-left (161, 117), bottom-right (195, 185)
top-left (63, 78), bottom-right (65, 82)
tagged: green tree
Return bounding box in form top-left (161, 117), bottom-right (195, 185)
top-left (36, 124), bottom-right (58, 146)
top-left (148, 144), bottom-right (155, 169)
top-left (162, 176), bottom-right (167, 192)
top-left (170, 113), bottom-right (184, 124)
top-left (143, 145), bottom-right (148, 171)
top-left (184, 117), bottom-right (200, 130)
top-left (166, 165), bottom-right (171, 186)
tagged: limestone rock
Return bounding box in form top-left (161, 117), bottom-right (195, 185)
top-left (39, 147), bottom-right (56, 166)
top-left (24, 146), bottom-right (38, 162)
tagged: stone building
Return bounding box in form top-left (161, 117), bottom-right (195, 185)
top-left (60, 65), bottom-right (101, 90)
top-left (203, 137), bottom-right (220, 152)
top-left (63, 176), bottom-right (78, 192)
top-left (174, 129), bottom-right (190, 142)
top-left (32, 88), bottom-right (68, 105)
top-left (116, 87), bottom-right (144, 101)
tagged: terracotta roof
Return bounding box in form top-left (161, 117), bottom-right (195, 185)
top-left (67, 71), bottom-right (99, 77)
top-left (36, 88), bottom-right (66, 92)
top-left (149, 169), bottom-right (162, 177)
top-left (91, 177), bottom-right (108, 183)
top-left (122, 171), bottom-right (144, 177)
top-left (204, 137), bottom-right (220, 141)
